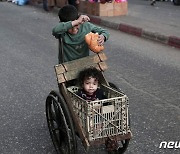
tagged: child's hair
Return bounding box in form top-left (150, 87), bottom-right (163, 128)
top-left (58, 5), bottom-right (79, 22)
top-left (77, 67), bottom-right (103, 88)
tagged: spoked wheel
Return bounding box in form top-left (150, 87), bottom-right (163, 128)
top-left (108, 82), bottom-right (130, 154)
top-left (46, 90), bottom-right (77, 154)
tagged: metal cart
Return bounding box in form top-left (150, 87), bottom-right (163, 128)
top-left (45, 52), bottom-right (132, 154)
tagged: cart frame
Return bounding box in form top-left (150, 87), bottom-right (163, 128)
top-left (46, 51), bottom-right (132, 153)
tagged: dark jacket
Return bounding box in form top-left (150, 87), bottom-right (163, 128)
top-left (76, 88), bottom-right (106, 101)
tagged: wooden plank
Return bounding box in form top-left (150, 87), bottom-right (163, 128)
top-left (54, 52), bottom-right (107, 74)
top-left (98, 61), bottom-right (108, 71)
top-left (57, 73), bottom-right (66, 83)
top-left (89, 132), bottom-right (132, 146)
top-left (56, 62), bottom-right (107, 83)
top-left (98, 52), bottom-right (107, 62)
top-left (54, 64), bottom-right (66, 75)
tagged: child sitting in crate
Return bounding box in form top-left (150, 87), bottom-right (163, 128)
top-left (76, 67), bottom-right (106, 101)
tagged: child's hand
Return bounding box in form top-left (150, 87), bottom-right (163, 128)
top-left (97, 34), bottom-right (105, 46)
top-left (77, 15), bottom-right (90, 24)
top-left (72, 15), bottom-right (90, 27)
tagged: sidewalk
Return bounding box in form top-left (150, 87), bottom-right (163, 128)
top-left (86, 0), bottom-right (180, 49)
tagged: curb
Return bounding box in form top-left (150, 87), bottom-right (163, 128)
top-left (89, 15), bottom-right (180, 49)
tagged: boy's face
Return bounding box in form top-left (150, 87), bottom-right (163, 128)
top-left (68, 25), bottom-right (80, 35)
top-left (83, 77), bottom-right (98, 96)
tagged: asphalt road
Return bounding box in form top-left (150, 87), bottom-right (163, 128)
top-left (0, 2), bottom-right (180, 154)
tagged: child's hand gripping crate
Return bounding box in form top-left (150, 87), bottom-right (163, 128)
top-left (67, 84), bottom-right (131, 146)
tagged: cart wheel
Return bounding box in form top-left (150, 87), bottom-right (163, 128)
top-left (108, 82), bottom-right (130, 154)
top-left (46, 90), bottom-right (77, 154)
top-left (116, 139), bottom-right (130, 154)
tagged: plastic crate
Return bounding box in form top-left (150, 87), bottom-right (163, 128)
top-left (67, 85), bottom-right (130, 144)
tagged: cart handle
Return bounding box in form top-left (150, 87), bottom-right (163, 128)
top-left (58, 35), bottom-right (64, 64)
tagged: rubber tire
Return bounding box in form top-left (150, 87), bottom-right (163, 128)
top-left (46, 90), bottom-right (77, 154)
